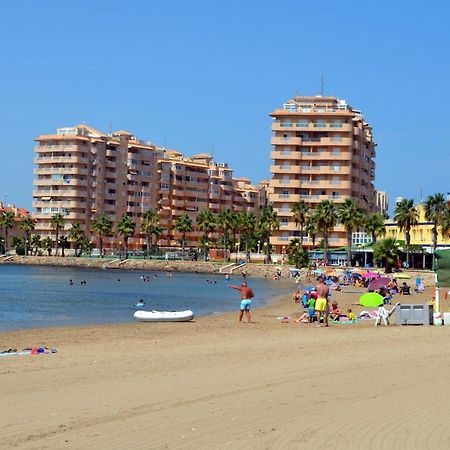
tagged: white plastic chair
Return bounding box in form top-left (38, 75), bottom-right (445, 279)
top-left (375, 302), bottom-right (400, 326)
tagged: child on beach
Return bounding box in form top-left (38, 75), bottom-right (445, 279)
top-left (347, 308), bottom-right (357, 322)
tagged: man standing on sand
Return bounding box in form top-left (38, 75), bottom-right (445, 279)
top-left (228, 281), bottom-right (254, 323)
top-left (315, 277), bottom-right (330, 327)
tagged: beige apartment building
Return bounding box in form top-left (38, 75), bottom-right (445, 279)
top-left (269, 95), bottom-right (376, 253)
top-left (33, 125), bottom-right (261, 253)
top-left (375, 190), bottom-right (389, 216)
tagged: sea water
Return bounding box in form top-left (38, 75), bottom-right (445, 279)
top-left (0, 265), bottom-right (293, 331)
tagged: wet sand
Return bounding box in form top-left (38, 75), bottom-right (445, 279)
top-left (2, 285), bottom-right (450, 449)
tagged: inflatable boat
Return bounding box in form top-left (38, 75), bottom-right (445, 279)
top-left (134, 309), bottom-right (194, 322)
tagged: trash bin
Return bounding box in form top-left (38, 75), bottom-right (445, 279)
top-left (395, 304), bottom-right (433, 326)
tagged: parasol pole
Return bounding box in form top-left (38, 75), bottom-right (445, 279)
top-left (435, 273), bottom-right (440, 314)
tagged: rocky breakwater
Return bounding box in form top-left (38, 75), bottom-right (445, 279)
top-left (0, 256), bottom-right (297, 279)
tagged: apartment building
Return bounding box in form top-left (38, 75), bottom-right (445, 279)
top-left (376, 190), bottom-right (389, 216)
top-left (33, 125), bottom-right (260, 252)
top-left (269, 95), bottom-right (377, 253)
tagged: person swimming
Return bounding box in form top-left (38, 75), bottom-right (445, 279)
top-left (134, 299), bottom-right (145, 308)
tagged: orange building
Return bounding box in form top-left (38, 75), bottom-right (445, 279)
top-left (269, 95), bottom-right (377, 252)
top-left (33, 125), bottom-right (261, 252)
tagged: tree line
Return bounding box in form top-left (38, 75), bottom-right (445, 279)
top-left (1, 193), bottom-right (449, 269)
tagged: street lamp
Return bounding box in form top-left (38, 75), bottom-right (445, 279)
top-left (205, 241), bottom-right (209, 262)
top-left (257, 240), bottom-right (261, 254)
top-left (119, 241), bottom-right (122, 259)
top-left (235, 242), bottom-right (239, 264)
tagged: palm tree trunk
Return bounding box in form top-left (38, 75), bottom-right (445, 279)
top-left (55, 229), bottom-right (59, 256)
top-left (182, 232), bottom-right (186, 260)
top-left (406, 230), bottom-right (410, 269)
top-left (266, 236), bottom-right (271, 264)
top-left (147, 236), bottom-right (151, 259)
top-left (300, 225), bottom-right (304, 248)
top-left (5, 229), bottom-right (9, 254)
top-left (347, 230), bottom-right (352, 267)
top-left (323, 233), bottom-right (329, 264)
top-left (99, 235), bottom-right (104, 258)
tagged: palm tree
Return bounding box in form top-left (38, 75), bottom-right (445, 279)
top-left (141, 210), bottom-right (162, 258)
top-left (197, 209), bottom-right (216, 262)
top-left (291, 201), bottom-right (309, 247)
top-left (116, 214), bottom-right (136, 259)
top-left (424, 193), bottom-right (447, 266)
top-left (217, 208), bottom-right (234, 261)
top-left (305, 216), bottom-right (317, 248)
top-left (50, 213), bottom-right (65, 256)
top-left (58, 235), bottom-right (68, 257)
top-left (41, 236), bottom-right (53, 256)
top-left (338, 199), bottom-right (364, 267)
top-left (441, 207), bottom-right (450, 242)
top-left (373, 238), bottom-right (400, 273)
top-left (18, 215), bottom-right (36, 256)
top-left (175, 214), bottom-right (193, 259)
top-left (287, 238), bottom-right (310, 268)
top-left (313, 200), bottom-right (337, 264)
top-left (363, 212), bottom-right (386, 267)
top-left (239, 212), bottom-right (256, 262)
top-left (68, 223), bottom-right (86, 257)
top-left (91, 214), bottom-right (113, 258)
top-left (394, 199), bottom-right (418, 268)
top-left (30, 234), bottom-right (41, 256)
top-left (364, 212), bottom-right (386, 246)
top-left (0, 211), bottom-right (15, 254)
top-left (257, 206), bottom-right (279, 264)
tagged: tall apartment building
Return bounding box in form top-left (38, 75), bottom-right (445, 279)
top-left (33, 125), bottom-right (261, 252)
top-left (269, 95), bottom-right (376, 253)
top-left (375, 190), bottom-right (389, 216)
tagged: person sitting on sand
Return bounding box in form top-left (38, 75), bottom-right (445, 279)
top-left (347, 308), bottom-right (357, 322)
top-left (400, 282), bottom-right (411, 295)
top-left (329, 301), bottom-right (341, 321)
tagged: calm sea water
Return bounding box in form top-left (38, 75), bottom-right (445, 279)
top-left (0, 265), bottom-right (293, 331)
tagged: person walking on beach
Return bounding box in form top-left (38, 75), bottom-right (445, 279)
top-left (315, 277), bottom-right (330, 327)
top-left (228, 281), bottom-right (254, 323)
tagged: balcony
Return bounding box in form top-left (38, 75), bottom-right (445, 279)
top-left (271, 136), bottom-right (303, 146)
top-left (34, 167), bottom-right (89, 176)
top-left (270, 165), bottom-right (301, 174)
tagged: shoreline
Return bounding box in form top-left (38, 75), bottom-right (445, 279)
top-left (2, 272), bottom-right (450, 448)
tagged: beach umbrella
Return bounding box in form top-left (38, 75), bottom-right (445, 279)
top-left (363, 272), bottom-right (379, 279)
top-left (359, 292), bottom-right (384, 308)
top-left (313, 269), bottom-right (324, 274)
top-left (393, 273), bottom-right (411, 280)
top-left (368, 277), bottom-right (391, 291)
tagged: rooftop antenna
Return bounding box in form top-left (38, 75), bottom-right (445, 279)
top-left (211, 144), bottom-right (215, 159)
top-left (108, 122), bottom-right (112, 134)
top-left (320, 74), bottom-right (324, 96)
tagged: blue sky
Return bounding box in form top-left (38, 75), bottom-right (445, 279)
top-left (1, 0), bottom-right (449, 213)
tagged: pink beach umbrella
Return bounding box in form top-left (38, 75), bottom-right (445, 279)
top-left (363, 272), bottom-right (379, 279)
top-left (367, 277), bottom-right (391, 291)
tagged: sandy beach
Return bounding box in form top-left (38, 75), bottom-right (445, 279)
top-left (2, 280), bottom-right (450, 449)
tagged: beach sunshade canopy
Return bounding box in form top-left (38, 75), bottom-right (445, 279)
top-left (393, 273), bottom-right (411, 280)
top-left (359, 292), bottom-right (384, 308)
top-left (368, 277), bottom-right (391, 291)
top-left (435, 250), bottom-right (450, 288)
top-left (313, 269), bottom-right (324, 274)
top-left (325, 271), bottom-right (339, 277)
top-left (363, 272), bottom-right (379, 279)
